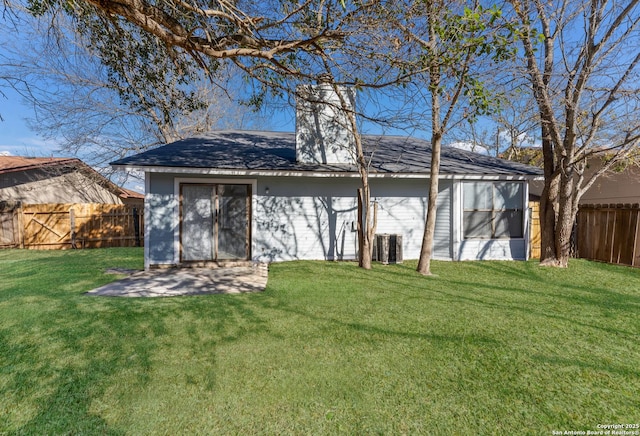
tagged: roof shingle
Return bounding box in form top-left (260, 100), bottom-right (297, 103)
top-left (111, 130), bottom-right (542, 176)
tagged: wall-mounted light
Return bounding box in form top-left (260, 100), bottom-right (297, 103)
top-left (265, 187), bottom-right (270, 195)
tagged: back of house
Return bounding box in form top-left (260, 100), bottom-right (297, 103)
top-left (112, 86), bottom-right (542, 269)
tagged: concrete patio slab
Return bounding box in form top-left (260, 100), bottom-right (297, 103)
top-left (86, 264), bottom-right (268, 297)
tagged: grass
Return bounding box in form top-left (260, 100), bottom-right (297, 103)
top-left (1, 248), bottom-right (639, 434)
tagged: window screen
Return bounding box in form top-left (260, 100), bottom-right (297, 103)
top-left (463, 182), bottom-right (524, 239)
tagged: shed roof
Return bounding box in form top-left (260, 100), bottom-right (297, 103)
top-left (111, 130), bottom-right (542, 177)
top-left (0, 156), bottom-right (144, 199)
top-left (0, 156), bottom-right (78, 174)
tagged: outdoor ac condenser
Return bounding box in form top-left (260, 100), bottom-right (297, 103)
top-left (375, 233), bottom-right (403, 265)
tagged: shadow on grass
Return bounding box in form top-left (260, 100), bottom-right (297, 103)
top-left (375, 260), bottom-right (640, 313)
top-left (408, 261), bottom-right (639, 340)
top-left (1, 290), bottom-right (268, 433)
top-left (3, 252), bottom-right (640, 433)
top-left (530, 353), bottom-right (640, 379)
top-left (259, 298), bottom-right (502, 347)
top-left (1, 300), bottom-right (158, 434)
top-left (266, 260), bottom-right (640, 345)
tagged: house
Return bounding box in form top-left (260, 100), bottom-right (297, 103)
top-left (552, 160), bottom-right (640, 205)
top-left (529, 164), bottom-right (640, 205)
top-left (0, 156), bottom-right (143, 206)
top-left (502, 147), bottom-right (640, 205)
top-left (112, 86), bottom-right (542, 269)
top-left (580, 164), bottom-right (640, 204)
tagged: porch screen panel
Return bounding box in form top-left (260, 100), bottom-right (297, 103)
top-left (463, 183), bottom-right (492, 238)
top-left (494, 183), bottom-right (524, 238)
top-left (463, 181), bottom-right (524, 239)
top-left (217, 184), bottom-right (249, 260)
top-left (182, 185), bottom-right (214, 261)
top-left (433, 180), bottom-right (452, 258)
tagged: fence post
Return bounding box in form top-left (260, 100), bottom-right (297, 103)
top-left (17, 202), bottom-right (24, 249)
top-left (69, 208), bottom-right (77, 249)
top-left (633, 205), bottom-right (640, 268)
top-left (133, 207), bottom-right (141, 247)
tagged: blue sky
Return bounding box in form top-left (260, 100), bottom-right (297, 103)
top-left (0, 9), bottom-right (488, 161)
top-left (0, 19), bottom-right (67, 157)
top-left (0, 86), bottom-right (60, 157)
top-left (0, 13), bottom-right (500, 162)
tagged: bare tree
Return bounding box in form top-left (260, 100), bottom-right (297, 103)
top-left (507, 0), bottom-right (640, 267)
top-left (15, 0), bottom-right (408, 268)
top-left (278, 4), bottom-right (407, 269)
top-left (493, 96), bottom-right (541, 161)
top-left (451, 90), bottom-right (541, 158)
top-left (1, 9), bottom-right (258, 174)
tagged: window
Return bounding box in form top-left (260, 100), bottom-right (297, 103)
top-left (463, 182), bottom-right (524, 239)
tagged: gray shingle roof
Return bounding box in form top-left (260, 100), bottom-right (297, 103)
top-left (111, 130), bottom-right (542, 176)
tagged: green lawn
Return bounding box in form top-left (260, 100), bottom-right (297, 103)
top-left (1, 248), bottom-right (639, 434)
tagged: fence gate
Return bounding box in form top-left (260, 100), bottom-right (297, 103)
top-left (0, 202), bottom-right (21, 248)
top-left (0, 203), bottom-right (144, 250)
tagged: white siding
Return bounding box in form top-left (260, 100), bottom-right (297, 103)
top-left (372, 194), bottom-right (426, 260)
top-left (253, 177), bottom-right (452, 262)
top-left (370, 179), bottom-right (452, 260)
top-left (457, 240), bottom-right (527, 261)
top-left (254, 177), bottom-right (359, 261)
top-left (145, 173), bottom-right (529, 266)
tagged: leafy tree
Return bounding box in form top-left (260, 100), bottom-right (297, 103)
top-left (25, 0), bottom-right (346, 73)
top-left (14, 0), bottom-right (405, 268)
top-left (391, 1), bottom-right (516, 275)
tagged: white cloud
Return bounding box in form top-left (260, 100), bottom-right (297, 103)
top-left (498, 130), bottom-right (541, 148)
top-left (448, 141), bottom-right (490, 155)
top-left (0, 136), bottom-right (66, 157)
top-left (0, 151), bottom-right (12, 156)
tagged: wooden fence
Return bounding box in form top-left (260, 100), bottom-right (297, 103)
top-left (0, 203), bottom-right (143, 249)
top-left (529, 201), bottom-right (541, 259)
top-left (575, 203), bottom-right (640, 267)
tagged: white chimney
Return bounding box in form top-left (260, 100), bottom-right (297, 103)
top-left (295, 84), bottom-right (356, 165)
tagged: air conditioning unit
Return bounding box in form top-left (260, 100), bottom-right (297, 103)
top-left (375, 234), bottom-right (403, 264)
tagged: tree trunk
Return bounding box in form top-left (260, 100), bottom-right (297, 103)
top-left (417, 132), bottom-right (441, 275)
top-left (357, 186), bottom-right (375, 270)
top-left (554, 205), bottom-right (574, 267)
top-left (357, 188), bottom-right (374, 269)
top-left (417, 64), bottom-right (442, 276)
top-left (354, 129), bottom-right (375, 269)
top-left (538, 121), bottom-right (560, 265)
top-left (359, 236), bottom-right (373, 269)
top-left (538, 181), bottom-right (558, 265)
top-left (554, 167), bottom-right (576, 267)
top-left (325, 82), bottom-right (376, 270)
top-left (361, 234), bottom-right (373, 269)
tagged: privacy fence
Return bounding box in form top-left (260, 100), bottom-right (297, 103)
top-left (575, 203), bottom-right (640, 268)
top-left (0, 202), bottom-right (143, 249)
top-left (529, 201), bottom-right (541, 260)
